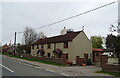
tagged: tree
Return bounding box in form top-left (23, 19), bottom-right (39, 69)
top-left (91, 36), bottom-right (103, 48)
top-left (106, 34), bottom-right (117, 49)
top-left (36, 32), bottom-right (47, 40)
top-left (106, 34), bottom-right (120, 57)
top-left (23, 27), bottom-right (37, 45)
top-left (105, 24), bottom-right (120, 62)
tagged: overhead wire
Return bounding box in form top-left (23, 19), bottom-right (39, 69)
top-left (2, 0), bottom-right (119, 44)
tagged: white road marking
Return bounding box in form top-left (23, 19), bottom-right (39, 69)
top-left (28, 64), bottom-right (32, 66)
top-left (61, 73), bottom-right (69, 76)
top-left (0, 64), bottom-right (14, 72)
top-left (24, 63), bottom-right (29, 65)
top-left (35, 66), bottom-right (42, 69)
top-left (45, 69), bottom-right (55, 73)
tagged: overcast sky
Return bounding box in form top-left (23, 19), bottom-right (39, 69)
top-left (0, 0), bottom-right (118, 45)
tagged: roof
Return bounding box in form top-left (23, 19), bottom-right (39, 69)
top-left (33, 31), bottom-right (82, 45)
top-left (2, 44), bottom-right (10, 49)
top-left (92, 48), bottom-right (113, 52)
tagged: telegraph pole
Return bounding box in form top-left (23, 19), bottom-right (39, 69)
top-left (14, 32), bottom-right (17, 45)
top-left (14, 32), bottom-right (17, 56)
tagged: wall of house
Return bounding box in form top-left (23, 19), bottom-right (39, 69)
top-left (68, 31), bottom-right (92, 62)
top-left (31, 45), bottom-right (38, 56)
top-left (31, 42), bottom-right (72, 57)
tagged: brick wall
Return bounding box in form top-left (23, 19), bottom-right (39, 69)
top-left (14, 53), bottom-right (66, 65)
top-left (101, 55), bottom-right (120, 73)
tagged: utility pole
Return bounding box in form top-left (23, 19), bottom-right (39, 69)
top-left (14, 32), bottom-right (17, 56)
top-left (14, 32), bottom-right (17, 45)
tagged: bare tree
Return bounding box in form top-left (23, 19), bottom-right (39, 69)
top-left (37, 32), bottom-right (47, 40)
top-left (23, 27), bottom-right (37, 45)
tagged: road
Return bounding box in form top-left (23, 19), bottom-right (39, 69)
top-left (1, 55), bottom-right (63, 77)
top-left (1, 55), bottom-right (118, 78)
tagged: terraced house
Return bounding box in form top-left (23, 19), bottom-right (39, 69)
top-left (31, 29), bottom-right (92, 64)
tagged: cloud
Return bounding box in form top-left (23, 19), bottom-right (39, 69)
top-left (1, 1), bottom-right (118, 44)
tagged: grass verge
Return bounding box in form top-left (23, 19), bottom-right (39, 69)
top-left (96, 71), bottom-right (120, 77)
top-left (10, 55), bottom-right (65, 66)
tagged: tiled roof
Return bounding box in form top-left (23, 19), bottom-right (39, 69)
top-left (92, 48), bottom-right (113, 52)
top-left (33, 31), bottom-right (82, 45)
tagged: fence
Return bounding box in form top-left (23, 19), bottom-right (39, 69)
top-left (101, 55), bottom-right (120, 73)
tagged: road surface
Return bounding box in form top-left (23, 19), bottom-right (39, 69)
top-left (1, 55), bottom-right (63, 77)
top-left (1, 55), bottom-right (118, 78)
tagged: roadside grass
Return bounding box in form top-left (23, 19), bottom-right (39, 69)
top-left (96, 71), bottom-right (120, 77)
top-left (10, 55), bottom-right (65, 66)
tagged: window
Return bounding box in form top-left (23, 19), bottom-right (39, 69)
top-left (47, 43), bottom-right (51, 49)
top-left (47, 53), bottom-right (51, 57)
top-left (32, 45), bottom-right (34, 49)
top-left (41, 44), bottom-right (44, 49)
top-left (64, 42), bottom-right (68, 48)
top-left (37, 44), bottom-right (39, 49)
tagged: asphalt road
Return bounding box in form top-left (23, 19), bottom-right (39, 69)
top-left (1, 55), bottom-right (118, 78)
top-left (1, 55), bottom-right (63, 77)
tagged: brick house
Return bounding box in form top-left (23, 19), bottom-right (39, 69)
top-left (2, 44), bottom-right (11, 53)
top-left (31, 31), bottom-right (92, 64)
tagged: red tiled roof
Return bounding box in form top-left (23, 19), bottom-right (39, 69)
top-left (92, 48), bottom-right (113, 52)
top-left (33, 31), bottom-right (82, 45)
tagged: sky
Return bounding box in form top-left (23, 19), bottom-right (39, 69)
top-left (0, 0), bottom-right (118, 45)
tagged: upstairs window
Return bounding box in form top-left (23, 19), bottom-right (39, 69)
top-left (37, 44), bottom-right (39, 49)
top-left (47, 43), bottom-right (51, 49)
top-left (64, 42), bottom-right (68, 48)
top-left (41, 44), bottom-right (44, 49)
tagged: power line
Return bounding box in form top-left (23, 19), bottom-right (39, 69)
top-left (1, 31), bottom-right (24, 43)
top-left (2, 0), bottom-right (119, 44)
top-left (34, 0), bottom-right (118, 30)
top-left (2, 34), bottom-right (14, 42)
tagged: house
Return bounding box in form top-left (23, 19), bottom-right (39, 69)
top-left (92, 48), bottom-right (113, 63)
top-left (2, 44), bottom-right (10, 52)
top-left (31, 30), bottom-right (92, 64)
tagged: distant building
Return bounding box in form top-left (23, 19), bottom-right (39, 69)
top-left (2, 44), bottom-right (11, 53)
top-left (31, 30), bottom-right (92, 63)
